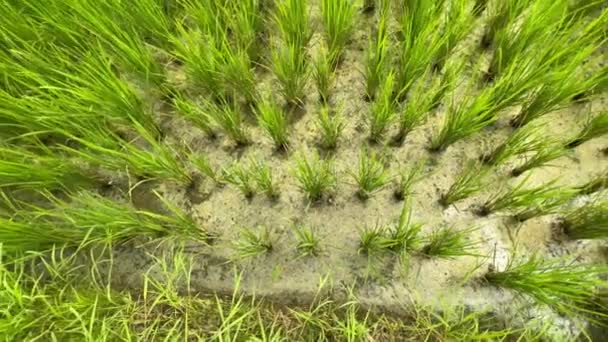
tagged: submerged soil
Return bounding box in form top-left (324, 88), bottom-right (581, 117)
top-left (94, 2), bottom-right (608, 338)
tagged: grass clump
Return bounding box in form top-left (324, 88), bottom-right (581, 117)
top-left (560, 200), bottom-right (608, 240)
top-left (313, 47), bottom-right (334, 103)
top-left (484, 254), bottom-right (608, 320)
top-left (320, 0), bottom-right (356, 67)
top-left (439, 162), bottom-right (489, 207)
top-left (364, 4), bottom-right (389, 101)
top-left (234, 227), bottom-right (274, 260)
top-left (271, 40), bottom-right (309, 106)
top-left (316, 105), bottom-right (346, 150)
top-left (294, 152), bottom-right (337, 202)
top-left (222, 162), bottom-right (257, 199)
top-left (358, 224), bottom-right (391, 256)
top-left (369, 71), bottom-right (396, 143)
top-left (420, 226), bottom-right (479, 259)
top-left (566, 111), bottom-right (608, 148)
top-left (256, 98), bottom-right (289, 150)
top-left (209, 100), bottom-right (250, 146)
top-left (394, 159), bottom-right (427, 201)
top-left (172, 96), bottom-right (216, 138)
top-left (476, 177), bottom-right (577, 218)
top-left (350, 149), bottom-right (390, 200)
top-left (274, 0), bottom-right (311, 50)
top-left (480, 124), bottom-right (545, 166)
top-left (189, 154), bottom-right (221, 184)
top-left (294, 226), bottom-right (321, 257)
top-left (251, 160), bottom-right (280, 200)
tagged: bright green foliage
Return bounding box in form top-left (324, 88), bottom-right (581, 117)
top-left (481, 124), bottom-right (546, 166)
top-left (433, 0), bottom-right (474, 70)
top-left (320, 0), bottom-right (356, 66)
top-left (273, 0), bottom-right (311, 50)
top-left (394, 159), bottom-right (427, 200)
top-left (256, 99), bottom-right (289, 149)
top-left (227, 0), bottom-right (264, 61)
top-left (439, 162), bottom-right (489, 207)
top-left (313, 47), bottom-right (334, 103)
top-left (369, 72), bottom-right (396, 142)
top-left (389, 198), bottom-right (424, 253)
top-left (420, 226), bottom-right (479, 258)
top-left (485, 254), bottom-right (608, 320)
top-left (294, 152), bottom-right (337, 202)
top-left (189, 154), bottom-right (221, 183)
top-left (511, 142), bottom-right (565, 177)
top-left (316, 105), bottom-right (346, 150)
top-left (350, 149), bottom-right (390, 200)
top-left (234, 227), bottom-right (274, 259)
top-left (561, 200), bottom-right (608, 240)
top-left (482, 0), bottom-right (532, 48)
top-left (358, 224), bottom-right (392, 256)
top-left (173, 95), bottom-right (216, 138)
top-left (251, 160), bottom-right (280, 199)
top-left (294, 226), bottom-right (321, 257)
top-left (222, 162), bottom-right (257, 198)
top-left (567, 111), bottom-right (608, 148)
top-left (208, 100), bottom-right (250, 145)
top-left (364, 3), bottom-right (389, 101)
top-left (478, 177), bottom-right (576, 218)
top-left (271, 40), bottom-right (309, 106)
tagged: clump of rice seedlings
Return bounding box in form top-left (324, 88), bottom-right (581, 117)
top-left (316, 105), bottom-right (346, 150)
top-left (294, 152), bottom-right (337, 202)
top-left (222, 162), bottom-right (257, 199)
top-left (273, 0), bottom-right (311, 49)
top-left (271, 40), bottom-right (309, 106)
top-left (358, 224), bottom-right (391, 256)
top-left (251, 160), bottom-right (280, 199)
top-left (439, 162), bottom-right (489, 207)
top-left (369, 71), bottom-right (396, 142)
top-left (219, 44), bottom-right (259, 104)
top-left (389, 198), bottom-right (423, 254)
top-left (420, 226), bottom-right (479, 258)
top-left (484, 254), bottom-right (608, 319)
top-left (559, 200), bottom-right (608, 240)
top-left (320, 0), bottom-right (356, 67)
top-left (313, 47), bottom-right (334, 103)
top-left (189, 154), bottom-right (221, 184)
top-left (576, 170), bottom-right (607, 195)
top-left (256, 98), bottom-right (289, 150)
top-left (510, 143), bottom-right (565, 177)
top-left (566, 112), bottom-right (608, 148)
top-left (481, 0), bottom-right (531, 49)
top-left (208, 100), bottom-right (250, 146)
top-left (432, 0), bottom-right (473, 70)
top-left (350, 148), bottom-right (390, 200)
top-left (363, 3), bottom-right (389, 101)
top-left (394, 159), bottom-right (427, 201)
top-left (476, 177), bottom-right (575, 218)
top-left (294, 226), bottom-right (321, 257)
top-left (234, 227), bottom-right (273, 259)
top-left (172, 95), bottom-right (216, 138)
top-left (227, 0), bottom-right (264, 61)
top-left (480, 124), bottom-right (545, 166)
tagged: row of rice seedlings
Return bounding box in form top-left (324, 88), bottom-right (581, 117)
top-left (349, 148), bottom-right (390, 200)
top-left (484, 254), bottom-right (608, 321)
top-left (475, 177), bottom-right (577, 221)
top-left (320, 0), bottom-right (356, 67)
top-left (364, 2), bottom-right (389, 101)
top-left (316, 105), bottom-right (346, 150)
top-left (566, 111), bottom-right (608, 148)
top-left (368, 72), bottom-right (396, 142)
top-left (1, 190), bottom-right (205, 254)
top-left (222, 160), bottom-right (279, 199)
top-left (271, 40), bottom-right (310, 106)
top-left (559, 200), bottom-right (608, 240)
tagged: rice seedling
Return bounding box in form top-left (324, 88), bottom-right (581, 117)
top-left (222, 162), bottom-right (257, 199)
top-left (510, 143), bottom-right (566, 177)
top-left (358, 224), bottom-right (392, 256)
top-left (316, 105), bottom-right (346, 150)
top-left (481, 0), bottom-right (531, 49)
top-left (389, 198), bottom-right (424, 254)
top-left (350, 148), bottom-right (390, 200)
top-left (420, 226), bottom-right (479, 258)
top-left (256, 98), bottom-right (289, 150)
top-left (320, 0), bottom-right (356, 67)
top-left (439, 162), bottom-right (489, 207)
top-left (172, 95), bottom-right (216, 138)
top-left (271, 40), bottom-right (309, 106)
top-left (559, 200), bottom-right (608, 240)
top-left (218, 43), bottom-right (259, 104)
top-left (566, 111), bottom-right (608, 148)
top-left (251, 160), bottom-right (280, 199)
top-left (273, 0), bottom-right (311, 50)
top-left (394, 159), bottom-right (427, 201)
top-left (480, 124), bottom-right (545, 166)
top-left (476, 177), bottom-right (576, 218)
top-left (189, 154), bottom-right (221, 184)
top-left (208, 99), bottom-right (250, 146)
top-left (226, 0), bottom-right (264, 61)
top-left (576, 170), bottom-right (607, 195)
top-left (293, 152), bottom-right (337, 202)
top-left (313, 47), bottom-right (334, 103)
top-left (484, 254), bottom-right (608, 319)
top-left (432, 0), bottom-right (474, 70)
top-left (233, 227), bottom-right (274, 260)
top-left (369, 71), bottom-right (396, 143)
top-left (363, 2), bottom-right (389, 101)
top-left (294, 226), bottom-right (321, 257)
